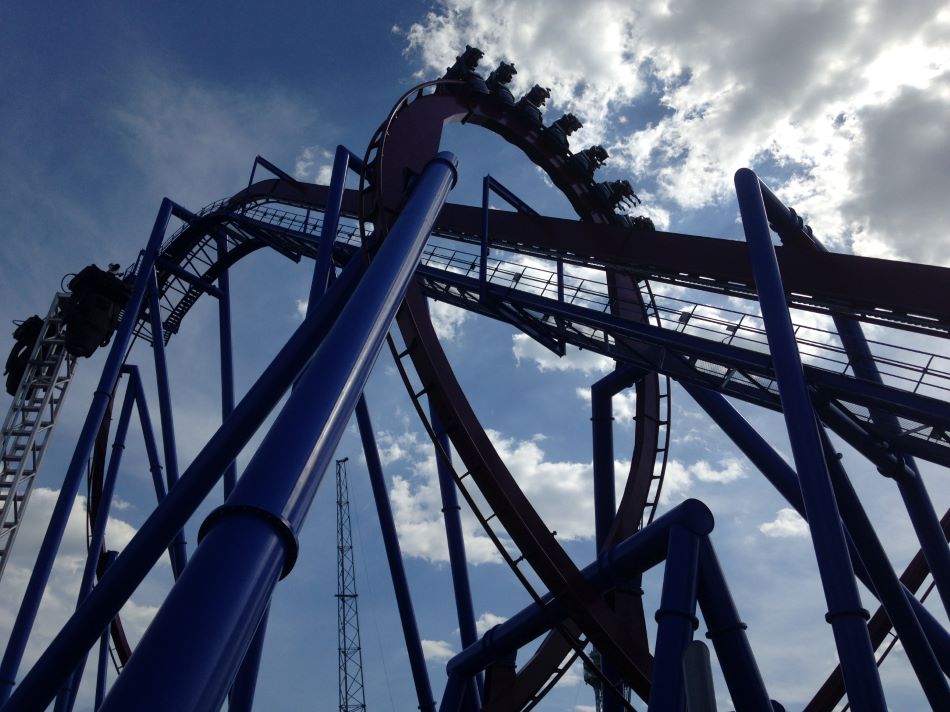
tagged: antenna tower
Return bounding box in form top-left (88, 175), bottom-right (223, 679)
top-left (336, 458), bottom-right (367, 712)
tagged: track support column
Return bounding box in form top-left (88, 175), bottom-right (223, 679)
top-left (735, 168), bottom-right (884, 710)
top-left (0, 198), bottom-right (174, 706)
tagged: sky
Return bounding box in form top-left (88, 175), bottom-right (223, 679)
top-left (1, 2), bottom-right (949, 710)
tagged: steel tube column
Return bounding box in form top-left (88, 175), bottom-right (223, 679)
top-left (735, 168), bottom-right (884, 709)
top-left (215, 234), bottom-right (238, 497)
top-left (430, 406), bottom-right (482, 708)
top-left (56, 375), bottom-right (138, 712)
top-left (648, 525), bottom-right (700, 712)
top-left (0, 199), bottom-right (174, 705)
top-left (826, 280), bottom-right (950, 616)
top-left (95, 152), bottom-right (457, 712)
top-left (444, 500), bottom-right (714, 680)
top-left (591, 365), bottom-right (644, 551)
top-left (818, 428), bottom-right (950, 709)
top-left (3, 250), bottom-right (368, 712)
top-left (696, 539), bottom-right (773, 711)
top-left (357, 397), bottom-right (436, 712)
top-left (93, 552), bottom-right (117, 711)
top-left (684, 383), bottom-right (950, 670)
top-left (147, 277), bottom-right (188, 578)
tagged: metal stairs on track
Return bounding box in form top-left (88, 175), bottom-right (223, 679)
top-left (0, 294), bottom-right (76, 580)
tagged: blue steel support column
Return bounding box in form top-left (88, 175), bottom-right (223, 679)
top-left (591, 365), bottom-right (645, 552)
top-left (309, 145), bottom-right (362, 306)
top-left (684, 383), bottom-right (950, 673)
top-left (127, 366), bottom-right (169, 503)
top-left (479, 176), bottom-right (490, 302)
top-left (430, 406), bottom-right (482, 709)
top-left (215, 234), bottom-right (238, 497)
top-left (735, 168), bottom-right (884, 709)
top-left (357, 398), bottom-right (436, 712)
top-left (147, 277), bottom-right (188, 578)
top-left (832, 316), bottom-right (950, 617)
top-left (442, 500), bottom-right (714, 680)
top-left (4, 250), bottom-right (368, 712)
top-left (696, 538), bottom-right (774, 711)
top-left (93, 551), bottom-right (117, 710)
top-left (818, 427), bottom-right (950, 708)
top-left (56, 374), bottom-right (138, 712)
top-left (0, 199), bottom-right (173, 706)
top-left (94, 153), bottom-right (457, 712)
top-left (648, 524), bottom-right (700, 712)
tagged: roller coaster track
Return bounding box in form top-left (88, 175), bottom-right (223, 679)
top-left (9, 68), bottom-right (948, 710)
top-left (97, 78), bottom-right (949, 709)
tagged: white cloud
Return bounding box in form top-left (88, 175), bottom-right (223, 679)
top-left (513, 335), bottom-right (613, 375)
top-left (294, 145), bottom-right (334, 184)
top-left (575, 387), bottom-right (637, 426)
top-left (402, 1), bottom-right (950, 263)
top-left (421, 638), bottom-right (456, 662)
top-left (388, 429), bottom-right (637, 563)
top-left (659, 457), bottom-right (747, 504)
top-left (295, 299), bottom-right (308, 319)
top-left (0, 488), bottom-right (160, 709)
top-left (760, 507), bottom-right (809, 538)
top-left (475, 611), bottom-right (509, 636)
top-left (429, 300), bottom-right (470, 341)
top-left (375, 429), bottom-right (420, 466)
top-left (113, 74), bottom-right (316, 209)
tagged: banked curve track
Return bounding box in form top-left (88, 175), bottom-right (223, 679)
top-left (99, 79), bottom-right (669, 707)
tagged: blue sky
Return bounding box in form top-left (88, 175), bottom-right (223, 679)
top-left (2, 2), bottom-right (949, 710)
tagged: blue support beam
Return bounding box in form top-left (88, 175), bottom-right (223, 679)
top-left (3, 247), bottom-right (369, 712)
top-left (430, 406), bottom-right (482, 709)
top-left (0, 198), bottom-right (174, 706)
top-left (440, 499), bottom-right (715, 711)
top-left (92, 152), bottom-right (457, 712)
top-left (648, 525), bottom-right (700, 712)
top-left (735, 167), bottom-right (885, 709)
top-left (357, 397), bottom-right (436, 712)
top-left (55, 373), bottom-right (138, 712)
top-left (147, 275), bottom-right (188, 579)
top-left (215, 234), bottom-right (238, 498)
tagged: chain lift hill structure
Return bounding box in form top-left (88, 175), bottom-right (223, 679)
top-left (1, 46), bottom-right (950, 711)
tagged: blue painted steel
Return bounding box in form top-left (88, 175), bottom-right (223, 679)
top-left (420, 266), bottom-right (950, 434)
top-left (735, 167), bottom-right (885, 709)
top-left (834, 316), bottom-right (950, 616)
top-left (127, 367), bottom-right (169, 503)
top-left (227, 604), bottom-right (269, 712)
top-left (309, 145), bottom-right (357, 305)
top-left (147, 276), bottom-right (188, 579)
top-left (818, 428), bottom-right (950, 707)
top-left (591, 365), bottom-right (645, 552)
top-left (55, 375), bottom-right (138, 712)
top-left (94, 152), bottom-right (456, 712)
top-left (763, 169), bottom-right (950, 620)
top-left (685, 383), bottom-right (950, 673)
top-left (357, 397), bottom-right (437, 712)
top-left (445, 499), bottom-right (714, 679)
top-left (648, 524), bottom-right (700, 712)
top-left (215, 234), bottom-right (238, 497)
top-left (696, 538), bottom-right (774, 710)
top-left (430, 406), bottom-right (482, 708)
top-left (0, 198), bottom-right (174, 706)
top-left (93, 552), bottom-right (117, 711)
top-left (3, 249), bottom-right (368, 712)
top-left (479, 176), bottom-right (490, 302)
top-left (154, 256), bottom-right (224, 298)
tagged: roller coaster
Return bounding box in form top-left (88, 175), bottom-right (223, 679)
top-left (1, 47), bottom-right (949, 710)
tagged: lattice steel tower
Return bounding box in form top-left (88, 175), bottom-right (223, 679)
top-left (335, 458), bottom-right (366, 712)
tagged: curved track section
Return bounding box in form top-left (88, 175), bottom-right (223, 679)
top-left (360, 79), bottom-right (664, 706)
